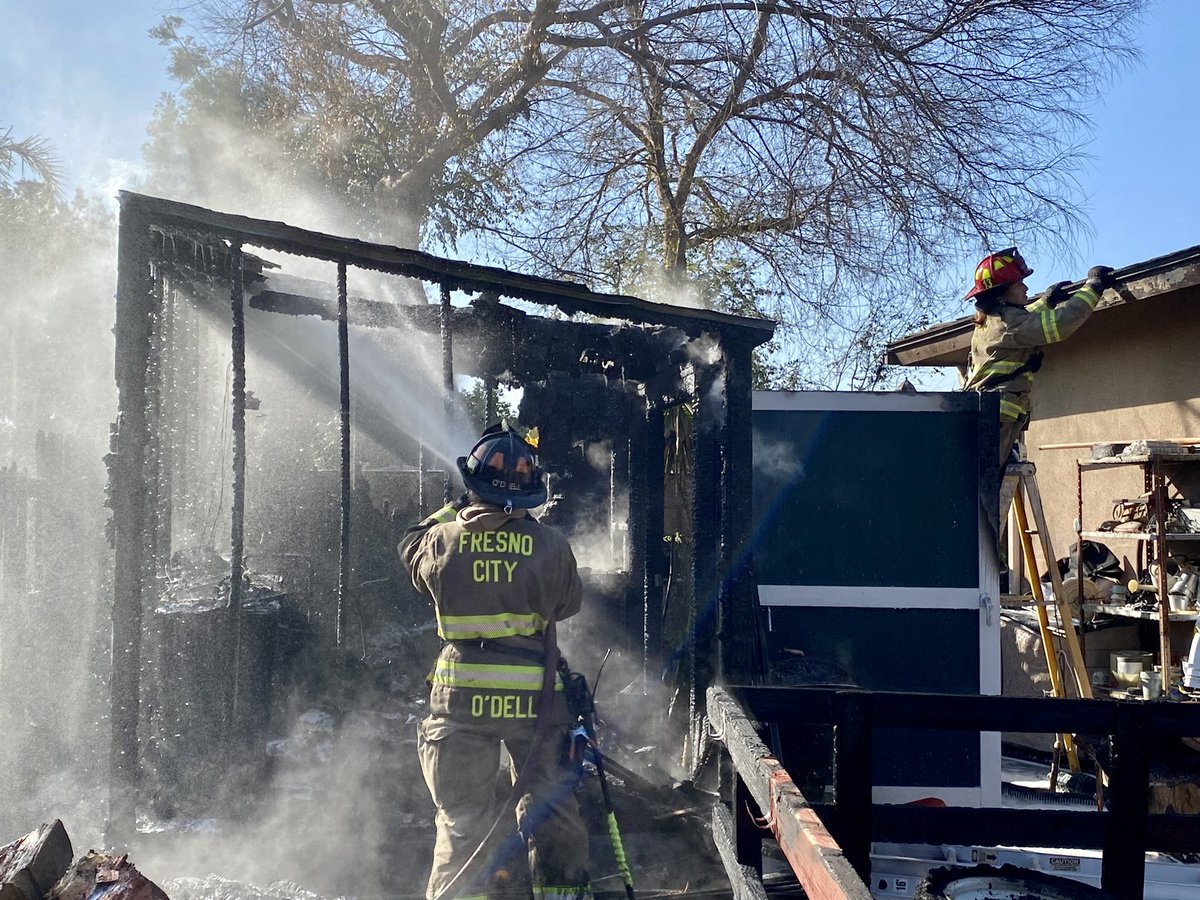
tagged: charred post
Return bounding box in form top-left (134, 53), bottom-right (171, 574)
top-left (720, 333), bottom-right (760, 684)
top-left (440, 283), bottom-right (455, 504)
top-left (690, 353), bottom-right (723, 764)
top-left (642, 400), bottom-right (667, 685)
top-left (226, 242), bottom-right (248, 729)
top-left (626, 397), bottom-right (648, 659)
top-left (336, 260), bottom-right (351, 648)
top-left (108, 197), bottom-right (156, 846)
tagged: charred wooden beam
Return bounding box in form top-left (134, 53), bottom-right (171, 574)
top-left (707, 687), bottom-right (873, 900)
top-left (689, 354), bottom-right (723, 767)
top-left (642, 401), bottom-right (667, 681)
top-left (123, 191), bottom-right (775, 341)
top-left (336, 261), bottom-right (352, 647)
top-left (711, 803), bottom-right (770, 900)
top-left (720, 333), bottom-right (760, 684)
top-left (244, 283), bottom-right (693, 392)
top-left (109, 196), bottom-right (157, 846)
top-left (226, 243), bottom-right (248, 732)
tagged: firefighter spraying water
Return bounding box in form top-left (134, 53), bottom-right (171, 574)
top-left (399, 422), bottom-right (596, 900)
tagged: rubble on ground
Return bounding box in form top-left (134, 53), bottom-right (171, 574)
top-left (0, 821), bottom-right (167, 900)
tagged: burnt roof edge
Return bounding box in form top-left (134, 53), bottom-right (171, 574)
top-left (885, 243), bottom-right (1200, 368)
top-left (121, 190), bottom-right (776, 344)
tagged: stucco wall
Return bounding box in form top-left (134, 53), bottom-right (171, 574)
top-left (1024, 288), bottom-right (1200, 575)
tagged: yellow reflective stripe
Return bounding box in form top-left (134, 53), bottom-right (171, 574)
top-left (532, 888), bottom-right (594, 899)
top-left (982, 360), bottom-right (1024, 375)
top-left (999, 398), bottom-right (1026, 420)
top-left (427, 504), bottom-right (458, 525)
top-left (1040, 306), bottom-right (1061, 343)
top-left (432, 659), bottom-right (564, 691)
top-left (437, 612), bottom-right (547, 640)
top-left (1076, 285), bottom-right (1100, 309)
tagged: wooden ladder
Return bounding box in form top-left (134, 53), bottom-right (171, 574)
top-left (1003, 461), bottom-right (1093, 773)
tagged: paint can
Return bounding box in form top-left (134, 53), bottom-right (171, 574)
top-left (1141, 669), bottom-right (1163, 700)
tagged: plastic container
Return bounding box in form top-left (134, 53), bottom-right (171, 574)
top-left (1111, 650), bottom-right (1154, 688)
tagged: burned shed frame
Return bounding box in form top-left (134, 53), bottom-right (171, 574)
top-left (107, 191), bottom-right (775, 840)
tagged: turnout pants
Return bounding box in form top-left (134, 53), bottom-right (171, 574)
top-left (418, 715), bottom-right (592, 900)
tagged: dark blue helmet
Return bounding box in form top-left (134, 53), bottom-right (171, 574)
top-left (457, 422), bottom-right (547, 510)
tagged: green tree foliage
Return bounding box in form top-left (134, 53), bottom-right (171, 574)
top-left (0, 129), bottom-right (62, 195)
top-left (459, 380), bottom-right (518, 432)
top-left (151, 1), bottom-right (1145, 387)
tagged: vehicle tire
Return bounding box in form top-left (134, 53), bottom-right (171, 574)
top-left (914, 863), bottom-right (1114, 899)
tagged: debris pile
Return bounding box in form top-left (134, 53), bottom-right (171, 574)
top-left (0, 820), bottom-right (166, 900)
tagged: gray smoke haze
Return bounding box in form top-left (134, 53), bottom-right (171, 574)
top-left (0, 22), bottom-right (711, 895)
top-left (0, 77), bottom-right (487, 897)
top-left (0, 188), bottom-right (120, 851)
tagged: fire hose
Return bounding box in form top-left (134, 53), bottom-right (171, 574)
top-left (563, 652), bottom-right (635, 900)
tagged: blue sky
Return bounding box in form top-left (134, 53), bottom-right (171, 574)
top-left (1, 0), bottom-right (1196, 290)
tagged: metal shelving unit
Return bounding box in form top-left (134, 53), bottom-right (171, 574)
top-left (1076, 449), bottom-right (1200, 692)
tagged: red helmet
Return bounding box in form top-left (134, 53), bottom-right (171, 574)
top-left (964, 247), bottom-right (1033, 300)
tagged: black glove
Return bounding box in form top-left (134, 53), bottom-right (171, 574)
top-left (1041, 281), bottom-right (1070, 308)
top-left (1087, 265), bottom-right (1116, 292)
top-left (1025, 348), bottom-right (1044, 374)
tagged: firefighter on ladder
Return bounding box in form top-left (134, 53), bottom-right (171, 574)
top-left (963, 247), bottom-right (1117, 465)
top-left (400, 421), bottom-right (593, 900)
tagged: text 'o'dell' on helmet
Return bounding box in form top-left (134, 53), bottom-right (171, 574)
top-left (964, 247), bottom-right (1033, 300)
top-left (457, 421), bottom-right (547, 510)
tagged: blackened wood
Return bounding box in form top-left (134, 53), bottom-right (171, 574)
top-left (691, 360), bottom-right (722, 759)
top-left (336, 260), bottom-right (351, 648)
top-left (708, 687), bottom-right (874, 900)
top-left (1102, 704), bottom-right (1152, 898)
top-left (121, 191), bottom-right (776, 341)
top-left (832, 691), bottom-right (873, 882)
top-left (48, 849), bottom-right (169, 900)
top-left (643, 402), bottom-right (667, 681)
top-left (0, 819), bottom-right (73, 900)
top-left (226, 243), bottom-right (247, 731)
top-left (109, 197), bottom-right (156, 846)
top-left (440, 283), bottom-right (454, 503)
top-left (1145, 812), bottom-right (1200, 851)
top-left (730, 685), bottom-right (1200, 736)
top-left (712, 803), bottom-right (770, 900)
top-left (720, 335), bottom-right (760, 684)
top-left (865, 804), bottom-right (1107, 847)
top-left (626, 401), bottom-right (647, 659)
top-left (734, 773), bottom-right (764, 873)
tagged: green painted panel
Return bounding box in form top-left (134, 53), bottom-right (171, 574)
top-left (752, 408), bottom-right (979, 587)
top-left (768, 606), bottom-right (981, 788)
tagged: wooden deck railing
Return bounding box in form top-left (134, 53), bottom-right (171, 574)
top-left (707, 685), bottom-right (1200, 900)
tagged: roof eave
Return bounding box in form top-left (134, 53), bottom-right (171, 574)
top-left (886, 246), bottom-right (1200, 368)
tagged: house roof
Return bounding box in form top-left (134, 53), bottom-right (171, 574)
top-left (885, 243), bottom-right (1200, 367)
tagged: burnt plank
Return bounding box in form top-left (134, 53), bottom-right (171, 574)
top-left (712, 804), bottom-right (770, 900)
top-left (708, 687), bottom-right (873, 900)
